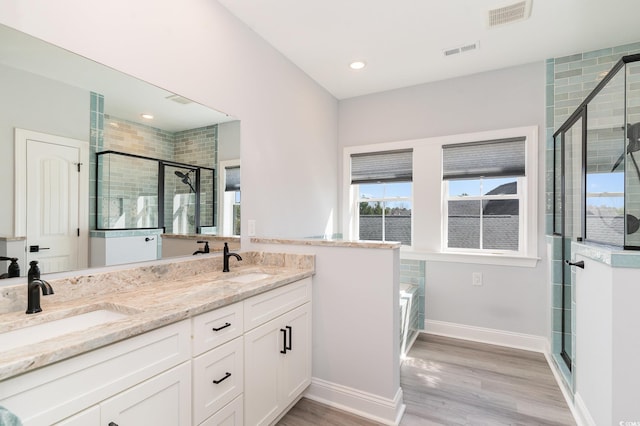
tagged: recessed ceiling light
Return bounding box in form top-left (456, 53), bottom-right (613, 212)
top-left (349, 61), bottom-right (366, 70)
top-left (141, 113), bottom-right (154, 120)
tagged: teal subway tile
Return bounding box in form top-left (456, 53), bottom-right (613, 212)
top-left (546, 84), bottom-right (555, 107)
top-left (614, 42), bottom-right (640, 54)
top-left (555, 69), bottom-right (582, 79)
top-left (546, 106), bottom-right (554, 128)
top-left (555, 53), bottom-right (583, 65)
top-left (583, 47), bottom-right (613, 60)
top-left (570, 58), bottom-right (597, 69)
top-left (552, 283), bottom-right (562, 309)
top-left (598, 54), bottom-right (622, 65)
top-left (552, 307), bottom-right (562, 332)
top-left (546, 60), bottom-right (555, 82)
top-left (552, 331), bottom-right (562, 354)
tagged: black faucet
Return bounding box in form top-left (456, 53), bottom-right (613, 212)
top-left (0, 256), bottom-right (20, 279)
top-left (193, 240), bottom-right (210, 255)
top-left (223, 242), bottom-right (242, 272)
top-left (26, 260), bottom-right (54, 314)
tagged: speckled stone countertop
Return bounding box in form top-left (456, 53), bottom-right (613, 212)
top-left (0, 251), bottom-right (314, 381)
top-left (162, 234), bottom-right (241, 243)
top-left (251, 237), bottom-right (401, 249)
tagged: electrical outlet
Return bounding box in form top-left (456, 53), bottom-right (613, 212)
top-left (472, 272), bottom-right (483, 286)
top-left (247, 220), bottom-right (256, 237)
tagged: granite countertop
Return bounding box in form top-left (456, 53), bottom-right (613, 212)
top-left (0, 251), bottom-right (314, 381)
top-left (251, 237), bottom-right (401, 249)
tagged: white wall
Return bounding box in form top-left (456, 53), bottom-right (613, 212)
top-left (338, 62), bottom-right (549, 338)
top-left (251, 240), bottom-right (403, 424)
top-left (0, 0), bottom-right (339, 243)
top-left (0, 63), bottom-right (88, 236)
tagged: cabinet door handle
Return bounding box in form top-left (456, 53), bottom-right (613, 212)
top-left (280, 328), bottom-right (288, 354)
top-left (213, 372), bottom-right (231, 384)
top-left (212, 322), bottom-right (231, 331)
top-left (108, 422), bottom-right (119, 426)
top-left (285, 325), bottom-right (292, 351)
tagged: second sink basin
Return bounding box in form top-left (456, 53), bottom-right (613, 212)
top-left (227, 272), bottom-right (272, 283)
top-left (0, 306), bottom-right (132, 352)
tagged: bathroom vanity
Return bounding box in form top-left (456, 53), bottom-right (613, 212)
top-left (0, 252), bottom-right (313, 425)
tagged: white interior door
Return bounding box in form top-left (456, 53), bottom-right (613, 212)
top-left (26, 139), bottom-right (80, 274)
top-left (15, 129), bottom-right (89, 276)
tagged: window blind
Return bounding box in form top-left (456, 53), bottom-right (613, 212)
top-left (224, 166), bottom-right (240, 191)
top-left (442, 137), bottom-right (526, 180)
top-left (351, 149), bottom-right (413, 184)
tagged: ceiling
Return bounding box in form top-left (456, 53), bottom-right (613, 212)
top-left (218, 0), bottom-right (640, 99)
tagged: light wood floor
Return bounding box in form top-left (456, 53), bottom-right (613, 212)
top-left (278, 334), bottom-right (575, 426)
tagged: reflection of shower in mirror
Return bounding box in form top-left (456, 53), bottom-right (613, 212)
top-left (174, 170), bottom-right (196, 193)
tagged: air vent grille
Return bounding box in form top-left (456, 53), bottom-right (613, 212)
top-left (488, 1), bottom-right (532, 27)
top-left (443, 41), bottom-right (479, 57)
top-left (165, 94), bottom-right (193, 105)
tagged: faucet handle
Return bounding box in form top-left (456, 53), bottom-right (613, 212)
top-left (28, 260), bottom-right (41, 282)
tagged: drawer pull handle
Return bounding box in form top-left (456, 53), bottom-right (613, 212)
top-left (213, 372), bottom-right (231, 384)
top-left (285, 325), bottom-right (293, 351)
top-left (212, 322), bottom-right (231, 331)
top-left (280, 328), bottom-right (287, 354)
top-left (108, 423), bottom-right (119, 426)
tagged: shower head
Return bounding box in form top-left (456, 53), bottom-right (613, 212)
top-left (174, 169), bottom-right (196, 192)
top-left (611, 122), bottom-right (640, 172)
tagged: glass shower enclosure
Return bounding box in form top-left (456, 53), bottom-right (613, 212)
top-left (553, 54), bottom-right (640, 371)
top-left (96, 151), bottom-right (215, 234)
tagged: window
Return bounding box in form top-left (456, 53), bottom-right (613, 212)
top-left (220, 162), bottom-right (241, 236)
top-left (351, 149), bottom-right (413, 245)
top-left (443, 137), bottom-right (526, 253)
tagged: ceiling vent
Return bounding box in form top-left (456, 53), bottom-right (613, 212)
top-left (488, 0), bottom-right (532, 27)
top-left (443, 41), bottom-right (479, 57)
top-left (165, 94), bottom-right (193, 105)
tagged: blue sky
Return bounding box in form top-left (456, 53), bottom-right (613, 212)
top-left (358, 172), bottom-right (626, 207)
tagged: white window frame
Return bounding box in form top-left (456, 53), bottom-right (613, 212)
top-left (343, 141), bottom-right (414, 246)
top-left (355, 183), bottom-right (413, 244)
top-left (432, 126), bottom-right (538, 266)
top-left (343, 126), bottom-right (539, 267)
top-left (218, 159), bottom-right (240, 237)
top-left (443, 176), bottom-right (525, 254)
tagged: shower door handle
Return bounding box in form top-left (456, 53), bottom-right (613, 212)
top-left (565, 260), bottom-right (584, 269)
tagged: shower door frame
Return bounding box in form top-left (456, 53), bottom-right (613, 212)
top-left (554, 108), bottom-right (586, 372)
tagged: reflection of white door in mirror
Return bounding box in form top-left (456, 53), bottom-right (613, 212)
top-left (219, 160), bottom-right (241, 237)
top-left (15, 129), bottom-right (89, 275)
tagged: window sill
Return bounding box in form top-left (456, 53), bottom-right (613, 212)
top-left (400, 248), bottom-right (540, 268)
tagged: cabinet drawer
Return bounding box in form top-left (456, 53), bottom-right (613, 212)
top-left (193, 302), bottom-right (243, 356)
top-left (244, 278), bottom-right (311, 331)
top-left (193, 337), bottom-right (244, 425)
top-left (199, 395), bottom-right (243, 426)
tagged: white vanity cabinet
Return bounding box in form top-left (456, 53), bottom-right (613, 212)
top-left (58, 363), bottom-right (191, 426)
top-left (243, 278), bottom-right (312, 426)
top-left (192, 302), bottom-right (244, 426)
top-left (0, 320), bottom-right (191, 426)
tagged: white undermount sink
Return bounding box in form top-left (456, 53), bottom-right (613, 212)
top-left (227, 272), bottom-right (272, 283)
top-left (0, 308), bottom-right (130, 352)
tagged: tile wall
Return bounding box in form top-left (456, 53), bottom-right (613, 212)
top-left (89, 92), bottom-right (218, 234)
top-left (545, 41), bottom-right (640, 389)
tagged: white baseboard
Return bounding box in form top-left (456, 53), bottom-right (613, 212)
top-left (304, 378), bottom-right (405, 426)
top-left (574, 392), bottom-right (597, 426)
top-left (424, 319), bottom-right (548, 353)
top-left (543, 352), bottom-right (587, 426)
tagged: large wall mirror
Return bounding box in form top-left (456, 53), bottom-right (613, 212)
top-left (0, 23), bottom-right (240, 278)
